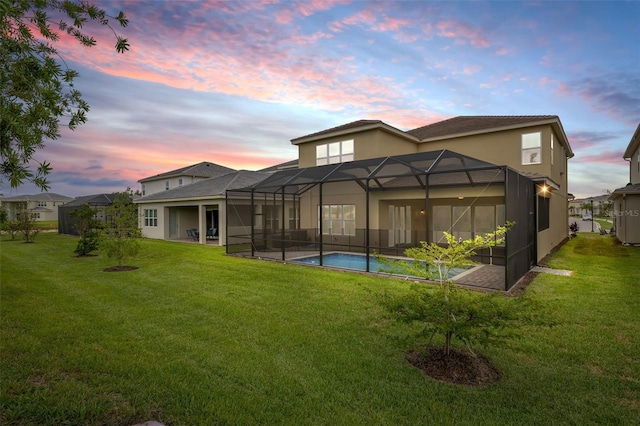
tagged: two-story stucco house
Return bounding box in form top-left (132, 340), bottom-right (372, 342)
top-left (138, 162), bottom-right (236, 196)
top-left (609, 123), bottom-right (640, 245)
top-left (1, 193), bottom-right (73, 222)
top-left (226, 115), bottom-right (574, 291)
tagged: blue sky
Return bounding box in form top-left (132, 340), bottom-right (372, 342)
top-left (5, 0), bottom-right (639, 199)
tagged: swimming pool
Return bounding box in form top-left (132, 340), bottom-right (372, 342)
top-left (292, 252), bottom-right (470, 279)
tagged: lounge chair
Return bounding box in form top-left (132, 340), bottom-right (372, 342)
top-left (206, 228), bottom-right (218, 240)
top-left (186, 229), bottom-right (199, 241)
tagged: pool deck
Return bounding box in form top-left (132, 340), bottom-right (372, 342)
top-left (251, 250), bottom-right (508, 291)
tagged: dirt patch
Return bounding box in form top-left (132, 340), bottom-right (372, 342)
top-left (406, 346), bottom-right (500, 386)
top-left (103, 265), bottom-right (139, 272)
top-left (504, 270), bottom-right (539, 297)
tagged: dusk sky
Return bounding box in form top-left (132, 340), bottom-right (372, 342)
top-left (5, 0), bottom-right (639, 199)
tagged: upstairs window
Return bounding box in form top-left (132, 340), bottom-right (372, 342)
top-left (37, 201), bottom-right (47, 207)
top-left (165, 180), bottom-right (170, 190)
top-left (142, 184), bottom-right (146, 196)
top-left (316, 140), bottom-right (354, 166)
top-left (178, 178), bottom-right (183, 187)
top-left (522, 132), bottom-right (541, 165)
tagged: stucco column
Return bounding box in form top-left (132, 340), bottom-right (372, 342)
top-left (199, 204), bottom-right (207, 244)
top-left (218, 201), bottom-right (225, 247)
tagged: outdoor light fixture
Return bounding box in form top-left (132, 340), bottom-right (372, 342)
top-left (458, 196), bottom-right (465, 200)
top-left (419, 209), bottom-right (425, 215)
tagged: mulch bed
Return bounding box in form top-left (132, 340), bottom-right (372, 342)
top-left (103, 265), bottom-right (139, 272)
top-left (406, 346), bottom-right (501, 386)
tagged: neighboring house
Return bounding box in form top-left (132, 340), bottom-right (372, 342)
top-left (226, 115), bottom-right (574, 291)
top-left (609, 123), bottom-right (640, 245)
top-left (569, 195), bottom-right (612, 218)
top-left (58, 194), bottom-right (116, 235)
top-left (135, 170), bottom-right (273, 245)
top-left (138, 161), bottom-right (236, 196)
top-left (0, 193), bottom-right (73, 221)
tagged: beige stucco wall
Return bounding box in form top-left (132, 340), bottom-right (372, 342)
top-left (297, 129), bottom-right (417, 168)
top-left (141, 176), bottom-right (207, 196)
top-left (137, 199), bottom-right (226, 244)
top-left (417, 125), bottom-right (569, 259)
top-left (614, 195), bottom-right (640, 244)
top-left (630, 146), bottom-right (640, 185)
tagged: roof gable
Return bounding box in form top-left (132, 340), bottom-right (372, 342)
top-left (407, 116), bottom-right (558, 140)
top-left (291, 120), bottom-right (414, 145)
top-left (138, 162), bottom-right (236, 183)
top-left (623, 123), bottom-right (640, 159)
top-left (135, 170), bottom-right (272, 202)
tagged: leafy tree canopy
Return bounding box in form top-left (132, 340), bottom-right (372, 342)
top-left (0, 0), bottom-right (129, 190)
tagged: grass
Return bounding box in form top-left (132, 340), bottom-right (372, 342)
top-left (1, 233), bottom-right (639, 425)
top-left (34, 220), bottom-right (58, 230)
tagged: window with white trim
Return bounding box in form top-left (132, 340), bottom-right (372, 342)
top-left (144, 209), bottom-right (158, 227)
top-left (319, 204), bottom-right (356, 236)
top-left (316, 140), bottom-right (354, 165)
top-left (142, 184), bottom-right (146, 196)
top-left (522, 132), bottom-right (542, 165)
top-left (165, 180), bottom-right (170, 190)
top-left (37, 201), bottom-right (47, 207)
top-left (178, 178), bottom-right (183, 187)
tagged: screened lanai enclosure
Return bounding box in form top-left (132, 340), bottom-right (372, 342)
top-left (226, 150), bottom-right (536, 291)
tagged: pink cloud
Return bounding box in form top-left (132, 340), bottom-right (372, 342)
top-left (436, 20), bottom-right (490, 47)
top-left (574, 151), bottom-right (626, 166)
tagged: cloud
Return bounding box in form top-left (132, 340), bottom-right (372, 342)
top-left (436, 20), bottom-right (490, 47)
top-left (568, 74), bottom-right (640, 125)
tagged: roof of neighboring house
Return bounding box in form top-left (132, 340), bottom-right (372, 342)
top-left (135, 170), bottom-right (272, 202)
top-left (63, 194), bottom-right (116, 207)
top-left (0, 193), bottom-right (73, 202)
top-left (609, 183), bottom-right (640, 199)
top-left (259, 159), bottom-right (298, 172)
top-left (623, 123), bottom-right (640, 159)
top-left (138, 162), bottom-right (236, 183)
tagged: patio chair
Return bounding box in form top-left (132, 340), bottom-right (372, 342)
top-left (186, 229), bottom-right (199, 241)
top-left (207, 228), bottom-right (218, 240)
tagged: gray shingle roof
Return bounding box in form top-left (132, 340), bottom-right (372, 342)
top-left (64, 194), bottom-right (116, 207)
top-left (138, 162), bottom-right (236, 183)
top-left (0, 193), bottom-right (73, 202)
top-left (135, 170), bottom-right (272, 202)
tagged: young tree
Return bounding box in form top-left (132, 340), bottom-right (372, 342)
top-left (1, 0), bottom-right (129, 190)
top-left (382, 223), bottom-right (515, 357)
top-left (70, 203), bottom-right (99, 255)
top-left (0, 207), bottom-right (20, 240)
top-left (100, 190), bottom-right (141, 267)
top-left (15, 204), bottom-right (39, 243)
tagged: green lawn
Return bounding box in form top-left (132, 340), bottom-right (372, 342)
top-left (1, 233), bottom-right (639, 425)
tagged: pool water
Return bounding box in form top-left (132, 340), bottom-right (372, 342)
top-left (292, 252), bottom-right (469, 279)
